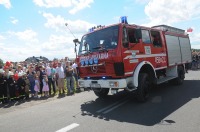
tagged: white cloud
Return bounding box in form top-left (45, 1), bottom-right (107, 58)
top-left (0, 35), bottom-right (6, 40)
top-left (33, 0), bottom-right (72, 8)
top-left (144, 0), bottom-right (200, 26)
top-left (69, 0), bottom-right (93, 14)
top-left (33, 0), bottom-right (93, 14)
top-left (10, 17), bottom-right (18, 24)
top-left (41, 34), bottom-right (76, 60)
top-left (42, 13), bottom-right (66, 32)
top-left (42, 12), bottom-right (95, 33)
top-left (1, 46), bottom-right (41, 62)
top-left (8, 29), bottom-right (38, 42)
top-left (190, 32), bottom-right (200, 48)
top-left (0, 0), bottom-right (11, 9)
top-left (135, 0), bottom-right (151, 4)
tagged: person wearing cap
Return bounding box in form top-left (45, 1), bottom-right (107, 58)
top-left (65, 61), bottom-right (74, 95)
top-left (56, 62), bottom-right (65, 95)
top-left (0, 69), bottom-right (5, 103)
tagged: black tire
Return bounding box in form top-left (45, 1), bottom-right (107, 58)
top-left (136, 73), bottom-right (150, 102)
top-left (169, 66), bottom-right (185, 85)
top-left (94, 88), bottom-right (109, 98)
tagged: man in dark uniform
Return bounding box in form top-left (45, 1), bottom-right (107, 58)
top-left (3, 66), bottom-right (10, 104)
top-left (7, 72), bottom-right (16, 102)
top-left (0, 69), bottom-right (4, 103)
top-left (37, 66), bottom-right (44, 96)
top-left (17, 73), bottom-right (26, 100)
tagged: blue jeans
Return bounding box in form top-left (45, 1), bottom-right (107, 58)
top-left (30, 81), bottom-right (35, 94)
top-left (66, 76), bottom-right (74, 93)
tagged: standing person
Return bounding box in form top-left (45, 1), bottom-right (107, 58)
top-left (16, 65), bottom-right (24, 74)
top-left (24, 73), bottom-right (30, 100)
top-left (13, 73), bottom-right (19, 101)
top-left (7, 72), bottom-right (15, 102)
top-left (42, 75), bottom-right (49, 97)
top-left (46, 63), bottom-right (56, 96)
top-left (56, 62), bottom-right (65, 95)
top-left (72, 60), bottom-right (79, 90)
top-left (27, 66), bottom-right (35, 98)
top-left (17, 73), bottom-right (26, 100)
top-left (0, 69), bottom-right (5, 103)
top-left (37, 66), bottom-right (44, 96)
top-left (3, 66), bottom-right (10, 103)
top-left (34, 76), bottom-right (40, 98)
top-left (65, 61), bottom-right (74, 95)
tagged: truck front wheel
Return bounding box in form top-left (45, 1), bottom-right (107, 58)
top-left (136, 73), bottom-right (150, 102)
top-left (94, 88), bottom-right (109, 98)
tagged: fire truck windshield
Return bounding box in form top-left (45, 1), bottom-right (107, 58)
top-left (79, 25), bottom-right (119, 55)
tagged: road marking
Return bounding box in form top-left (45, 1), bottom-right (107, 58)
top-left (56, 123), bottom-right (79, 132)
top-left (96, 96), bottom-right (129, 114)
top-left (103, 100), bottom-right (129, 114)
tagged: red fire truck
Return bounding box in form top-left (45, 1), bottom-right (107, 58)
top-left (75, 18), bottom-right (192, 102)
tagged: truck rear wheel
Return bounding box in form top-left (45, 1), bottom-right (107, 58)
top-left (169, 66), bottom-right (185, 85)
top-left (136, 73), bottom-right (150, 102)
top-left (94, 88), bottom-right (109, 98)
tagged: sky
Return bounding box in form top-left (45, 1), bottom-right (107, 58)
top-left (0, 0), bottom-right (200, 62)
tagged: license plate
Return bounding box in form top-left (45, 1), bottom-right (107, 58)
top-left (90, 83), bottom-right (101, 88)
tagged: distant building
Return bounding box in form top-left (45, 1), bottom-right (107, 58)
top-left (25, 56), bottom-right (49, 63)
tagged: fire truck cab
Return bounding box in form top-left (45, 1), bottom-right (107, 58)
top-left (77, 20), bottom-right (192, 102)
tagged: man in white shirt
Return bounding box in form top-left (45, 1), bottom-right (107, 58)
top-left (56, 62), bottom-right (65, 95)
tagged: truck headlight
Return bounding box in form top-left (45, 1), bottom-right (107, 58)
top-left (94, 57), bottom-right (98, 64)
top-left (80, 59), bottom-right (85, 66)
top-left (79, 81), bottom-right (85, 87)
top-left (109, 81), bottom-right (119, 87)
top-left (89, 58), bottom-right (93, 65)
top-left (85, 59), bottom-right (89, 65)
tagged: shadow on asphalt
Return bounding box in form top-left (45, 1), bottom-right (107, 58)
top-left (80, 80), bottom-right (200, 126)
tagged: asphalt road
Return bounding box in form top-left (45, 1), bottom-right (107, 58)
top-left (0, 70), bottom-right (200, 132)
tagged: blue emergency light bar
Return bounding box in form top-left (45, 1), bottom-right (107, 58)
top-left (120, 16), bottom-right (128, 24)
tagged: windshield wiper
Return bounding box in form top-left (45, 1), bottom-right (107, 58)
top-left (81, 50), bottom-right (92, 55)
top-left (93, 46), bottom-right (102, 49)
top-left (93, 46), bottom-right (108, 52)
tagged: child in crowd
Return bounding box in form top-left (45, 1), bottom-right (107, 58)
top-left (42, 75), bottom-right (49, 97)
top-left (34, 76), bottom-right (40, 98)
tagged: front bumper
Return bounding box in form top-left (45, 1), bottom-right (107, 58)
top-left (78, 79), bottom-right (128, 89)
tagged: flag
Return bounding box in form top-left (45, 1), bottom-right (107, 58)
top-left (187, 27), bottom-right (193, 32)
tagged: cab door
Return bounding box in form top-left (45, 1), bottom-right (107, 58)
top-left (149, 30), bottom-right (167, 69)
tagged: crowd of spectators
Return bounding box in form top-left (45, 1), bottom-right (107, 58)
top-left (190, 50), bottom-right (200, 70)
top-left (0, 57), bottom-right (79, 104)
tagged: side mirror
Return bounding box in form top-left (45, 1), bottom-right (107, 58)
top-left (123, 41), bottom-right (129, 48)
